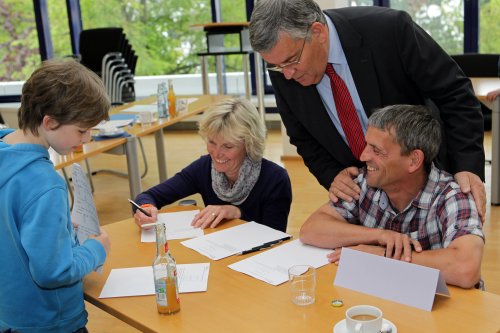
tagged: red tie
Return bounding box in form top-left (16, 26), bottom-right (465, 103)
top-left (325, 63), bottom-right (365, 160)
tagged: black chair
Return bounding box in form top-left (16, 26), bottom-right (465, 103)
top-left (79, 28), bottom-right (125, 76)
top-left (79, 27), bottom-right (137, 104)
top-left (78, 28), bottom-right (146, 179)
top-left (451, 53), bottom-right (500, 131)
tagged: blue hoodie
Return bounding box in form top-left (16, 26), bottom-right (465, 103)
top-left (0, 129), bottom-right (106, 332)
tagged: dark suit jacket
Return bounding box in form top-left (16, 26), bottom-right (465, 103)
top-left (270, 6), bottom-right (485, 190)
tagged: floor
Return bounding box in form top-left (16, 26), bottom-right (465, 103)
top-left (82, 128), bottom-right (500, 331)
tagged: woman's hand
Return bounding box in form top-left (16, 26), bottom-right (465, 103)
top-left (133, 204), bottom-right (159, 229)
top-left (191, 205), bottom-right (241, 229)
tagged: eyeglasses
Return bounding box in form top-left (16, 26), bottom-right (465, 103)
top-left (267, 27), bottom-right (310, 73)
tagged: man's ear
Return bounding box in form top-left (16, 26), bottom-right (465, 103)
top-left (408, 149), bottom-right (424, 173)
top-left (311, 21), bottom-right (327, 42)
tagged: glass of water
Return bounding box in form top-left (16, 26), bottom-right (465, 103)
top-left (288, 265), bottom-right (316, 306)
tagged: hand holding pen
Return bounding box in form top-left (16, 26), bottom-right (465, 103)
top-left (129, 199), bottom-right (158, 229)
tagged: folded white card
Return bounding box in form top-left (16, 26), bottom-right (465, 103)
top-left (334, 248), bottom-right (449, 311)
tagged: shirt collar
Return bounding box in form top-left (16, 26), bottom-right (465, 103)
top-left (324, 13), bottom-right (347, 66)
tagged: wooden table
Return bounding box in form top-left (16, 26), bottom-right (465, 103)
top-left (471, 77), bottom-right (500, 204)
top-left (51, 94), bottom-right (228, 198)
top-left (84, 207), bottom-right (500, 333)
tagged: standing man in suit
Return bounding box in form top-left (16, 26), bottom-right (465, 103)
top-left (249, 0), bottom-right (486, 221)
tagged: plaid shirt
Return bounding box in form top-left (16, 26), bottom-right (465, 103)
top-left (331, 164), bottom-right (484, 250)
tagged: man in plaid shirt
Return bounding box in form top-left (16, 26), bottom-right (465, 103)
top-left (300, 105), bottom-right (484, 288)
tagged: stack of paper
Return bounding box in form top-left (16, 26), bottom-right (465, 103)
top-left (228, 239), bottom-right (330, 285)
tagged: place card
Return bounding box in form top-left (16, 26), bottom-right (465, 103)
top-left (334, 248), bottom-right (449, 311)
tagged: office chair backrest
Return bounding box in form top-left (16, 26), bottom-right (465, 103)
top-left (451, 53), bottom-right (500, 78)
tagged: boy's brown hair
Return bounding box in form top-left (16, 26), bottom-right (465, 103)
top-left (18, 59), bottom-right (110, 135)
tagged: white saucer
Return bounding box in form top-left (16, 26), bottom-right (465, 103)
top-left (333, 318), bottom-right (397, 333)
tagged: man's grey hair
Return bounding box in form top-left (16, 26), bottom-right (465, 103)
top-left (249, 0), bottom-right (326, 53)
top-left (369, 105), bottom-right (441, 171)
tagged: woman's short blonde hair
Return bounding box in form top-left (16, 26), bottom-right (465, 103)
top-left (198, 98), bottom-right (266, 162)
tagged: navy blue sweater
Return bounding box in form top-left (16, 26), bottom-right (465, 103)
top-left (135, 155), bottom-right (292, 231)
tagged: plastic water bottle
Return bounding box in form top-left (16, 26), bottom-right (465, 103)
top-left (157, 82), bottom-right (168, 118)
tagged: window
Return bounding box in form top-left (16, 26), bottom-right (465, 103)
top-left (0, 1), bottom-right (39, 81)
top-left (349, 0), bottom-right (375, 5)
top-left (390, 0), bottom-right (464, 55)
top-left (479, 0), bottom-right (500, 53)
top-left (217, 0), bottom-right (248, 73)
top-left (79, 0), bottom-right (212, 76)
top-left (47, 1), bottom-right (72, 60)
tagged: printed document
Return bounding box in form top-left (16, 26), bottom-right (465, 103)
top-left (70, 163), bottom-right (102, 272)
top-left (70, 163), bottom-right (100, 245)
top-left (228, 239), bottom-right (330, 285)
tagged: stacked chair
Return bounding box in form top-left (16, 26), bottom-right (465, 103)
top-left (79, 27), bottom-right (138, 105)
top-left (76, 27), bottom-right (147, 182)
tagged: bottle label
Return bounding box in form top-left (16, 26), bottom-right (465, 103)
top-left (157, 82), bottom-right (169, 118)
top-left (155, 279), bottom-right (168, 306)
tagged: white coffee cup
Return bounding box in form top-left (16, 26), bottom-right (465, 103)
top-left (345, 305), bottom-right (383, 333)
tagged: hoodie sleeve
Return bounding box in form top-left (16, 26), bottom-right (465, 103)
top-left (19, 186), bottom-right (106, 289)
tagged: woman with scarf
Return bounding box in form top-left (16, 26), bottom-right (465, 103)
top-left (132, 98), bottom-right (292, 232)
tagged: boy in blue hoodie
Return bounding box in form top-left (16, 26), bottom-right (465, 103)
top-left (0, 60), bottom-right (111, 332)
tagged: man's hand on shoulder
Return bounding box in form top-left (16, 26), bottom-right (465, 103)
top-left (454, 171), bottom-right (485, 224)
top-left (329, 166), bottom-right (361, 203)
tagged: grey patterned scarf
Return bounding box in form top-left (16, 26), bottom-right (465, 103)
top-left (211, 157), bottom-right (262, 205)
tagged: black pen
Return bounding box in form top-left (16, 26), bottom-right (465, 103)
top-left (128, 199), bottom-right (152, 217)
top-left (237, 236), bottom-right (292, 255)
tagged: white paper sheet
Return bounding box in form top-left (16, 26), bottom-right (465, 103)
top-left (121, 104), bottom-right (157, 113)
top-left (228, 239), bottom-right (330, 285)
top-left (99, 263), bottom-right (210, 298)
top-left (334, 248), bottom-right (450, 311)
top-left (70, 163), bottom-right (102, 272)
top-left (181, 222), bottom-right (291, 260)
top-left (141, 210), bottom-right (203, 242)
